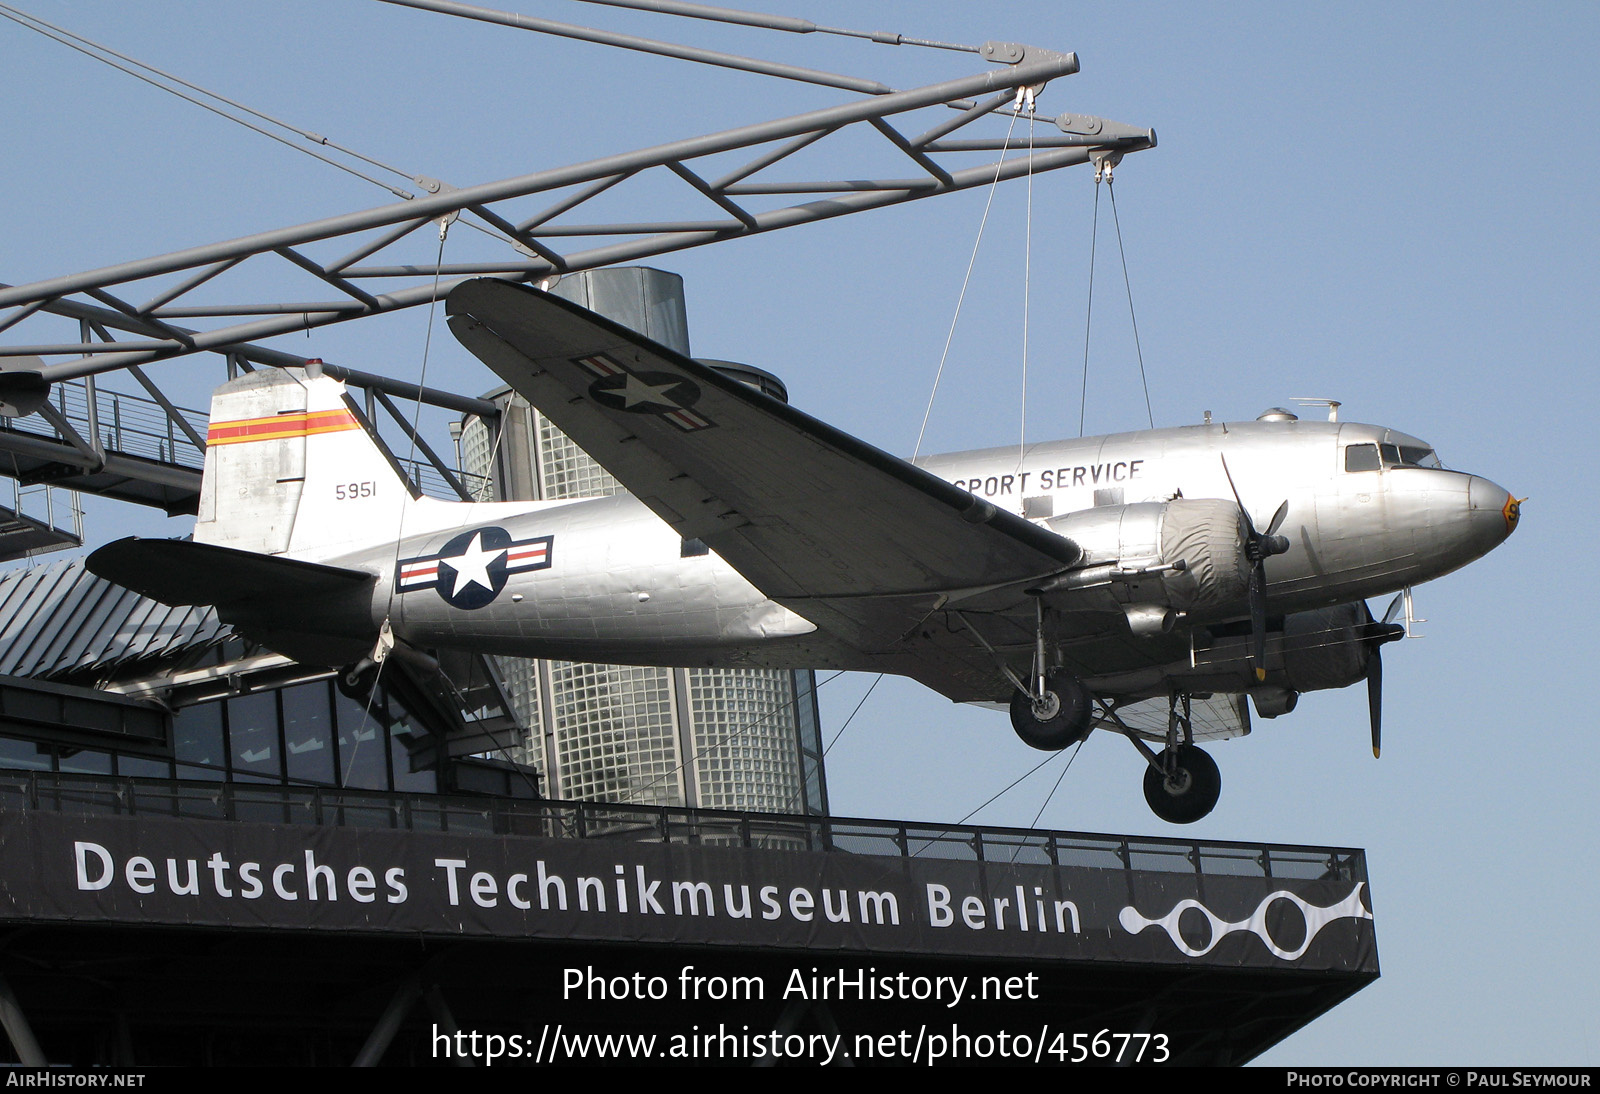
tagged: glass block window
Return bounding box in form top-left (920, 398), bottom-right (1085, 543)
top-left (495, 656), bottom-right (545, 772)
top-left (684, 668), bottom-right (802, 814)
top-left (549, 662), bottom-right (681, 805)
top-left (536, 411), bottom-right (622, 500)
top-left (457, 415), bottom-right (499, 501)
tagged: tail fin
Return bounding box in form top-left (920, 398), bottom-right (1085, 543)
top-left (195, 364), bottom-right (420, 562)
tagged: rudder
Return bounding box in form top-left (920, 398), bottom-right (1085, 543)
top-left (196, 364), bottom-right (417, 563)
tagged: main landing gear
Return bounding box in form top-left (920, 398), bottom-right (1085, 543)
top-left (1006, 681), bottom-right (1222, 824)
top-left (1118, 693), bottom-right (1221, 824)
top-left (1140, 742), bottom-right (1221, 825)
top-left (1000, 598), bottom-right (1094, 751)
top-left (1008, 671), bottom-right (1094, 751)
top-left (979, 600), bottom-right (1222, 823)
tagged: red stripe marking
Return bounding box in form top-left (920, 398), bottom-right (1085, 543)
top-left (208, 409), bottom-right (359, 445)
top-left (578, 355), bottom-right (622, 376)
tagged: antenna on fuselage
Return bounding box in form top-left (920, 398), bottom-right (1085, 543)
top-left (1291, 397), bottom-right (1342, 423)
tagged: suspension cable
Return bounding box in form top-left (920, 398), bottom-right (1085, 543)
top-left (822, 673), bottom-right (881, 758)
top-left (1107, 180), bottom-right (1154, 428)
top-left (1078, 177), bottom-right (1101, 438)
top-left (1018, 109), bottom-right (1035, 471)
top-left (913, 110), bottom-right (1020, 460)
top-left (1024, 740), bottom-right (1082, 830)
top-left (381, 222), bottom-right (452, 623)
top-left (907, 747), bottom-right (1071, 856)
top-left (0, 3), bottom-right (423, 200)
top-left (571, 0), bottom-right (980, 53)
top-left (346, 222), bottom-right (452, 782)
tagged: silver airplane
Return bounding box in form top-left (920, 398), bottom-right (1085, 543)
top-left (89, 279), bottom-right (1520, 823)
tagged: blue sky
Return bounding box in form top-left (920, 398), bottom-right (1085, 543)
top-left (2, 0), bottom-right (1595, 1065)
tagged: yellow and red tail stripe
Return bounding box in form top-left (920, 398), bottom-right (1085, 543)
top-left (207, 408), bottom-right (361, 446)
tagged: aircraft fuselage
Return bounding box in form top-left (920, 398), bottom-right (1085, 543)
top-left (362, 416), bottom-right (1515, 675)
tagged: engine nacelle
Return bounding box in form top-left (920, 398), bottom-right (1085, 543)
top-left (1169, 600), bottom-right (1379, 698)
top-left (1278, 601), bottom-right (1372, 693)
top-left (1044, 498), bottom-right (1251, 615)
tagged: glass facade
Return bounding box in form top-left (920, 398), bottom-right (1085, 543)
top-left (0, 669), bottom-right (438, 796)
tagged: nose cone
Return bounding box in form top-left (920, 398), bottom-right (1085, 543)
top-left (1466, 475), bottom-right (1519, 555)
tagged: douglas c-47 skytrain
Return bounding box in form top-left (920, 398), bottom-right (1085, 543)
top-left (90, 280), bottom-right (1519, 823)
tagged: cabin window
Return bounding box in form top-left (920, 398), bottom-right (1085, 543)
top-left (1344, 444), bottom-right (1380, 472)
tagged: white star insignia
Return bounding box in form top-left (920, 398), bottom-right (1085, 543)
top-left (617, 373), bottom-right (682, 409)
top-left (442, 532), bottom-right (506, 597)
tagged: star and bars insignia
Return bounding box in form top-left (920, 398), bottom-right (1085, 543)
top-left (577, 353), bottom-right (716, 432)
top-left (396, 526), bottom-right (553, 610)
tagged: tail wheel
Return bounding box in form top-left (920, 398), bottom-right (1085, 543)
top-left (1008, 673), bottom-right (1093, 751)
top-left (1142, 744), bottom-right (1221, 824)
top-left (336, 660), bottom-right (379, 702)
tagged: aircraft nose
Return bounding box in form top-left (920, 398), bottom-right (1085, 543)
top-left (1466, 475), bottom-right (1520, 552)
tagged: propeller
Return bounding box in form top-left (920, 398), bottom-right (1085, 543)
top-left (1361, 593), bottom-right (1407, 757)
top-left (1220, 457), bottom-right (1291, 681)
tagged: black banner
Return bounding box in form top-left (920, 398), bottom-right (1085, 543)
top-left (0, 810), bottom-right (1376, 972)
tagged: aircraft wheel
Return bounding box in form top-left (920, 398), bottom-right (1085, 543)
top-left (1008, 673), bottom-right (1093, 751)
top-left (336, 661), bottom-right (379, 702)
top-left (1142, 744), bottom-right (1221, 824)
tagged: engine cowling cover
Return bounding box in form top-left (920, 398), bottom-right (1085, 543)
top-left (1279, 601), bottom-right (1372, 692)
top-left (1046, 498), bottom-right (1251, 613)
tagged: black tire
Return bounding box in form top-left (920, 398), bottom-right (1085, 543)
top-left (336, 662), bottom-right (379, 702)
top-left (1008, 673), bottom-right (1093, 751)
top-left (1142, 744), bottom-right (1221, 824)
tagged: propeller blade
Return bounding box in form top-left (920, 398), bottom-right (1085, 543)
top-left (1367, 649), bottom-right (1383, 758)
top-left (1219, 455), bottom-right (1256, 535)
top-left (1382, 591), bottom-right (1405, 626)
top-left (1249, 565), bottom-right (1267, 681)
top-left (1264, 499), bottom-right (1289, 538)
top-left (1359, 598), bottom-right (1401, 757)
top-left (1222, 455), bottom-right (1286, 680)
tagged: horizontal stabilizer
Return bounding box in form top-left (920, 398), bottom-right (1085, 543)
top-left (87, 537), bottom-right (373, 608)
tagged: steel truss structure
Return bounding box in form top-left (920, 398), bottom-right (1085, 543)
top-left (0, 6), bottom-right (1151, 519)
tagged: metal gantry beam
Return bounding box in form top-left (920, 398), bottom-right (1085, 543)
top-left (0, 13), bottom-right (1153, 516)
top-left (0, 47), bottom-right (1151, 386)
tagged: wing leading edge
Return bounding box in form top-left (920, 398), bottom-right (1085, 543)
top-left (446, 280), bottom-right (1078, 682)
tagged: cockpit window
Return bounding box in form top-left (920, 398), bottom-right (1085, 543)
top-left (1345, 444), bottom-right (1380, 472)
top-left (1396, 445), bottom-right (1442, 468)
top-left (1345, 442), bottom-right (1443, 471)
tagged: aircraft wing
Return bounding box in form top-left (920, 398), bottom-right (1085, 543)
top-left (446, 280), bottom-right (1079, 690)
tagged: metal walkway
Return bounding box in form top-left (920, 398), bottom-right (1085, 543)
top-left (0, 371), bottom-right (488, 515)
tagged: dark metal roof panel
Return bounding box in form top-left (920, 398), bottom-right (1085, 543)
top-left (0, 562), bottom-right (78, 676)
top-left (0, 556), bottom-right (226, 679)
